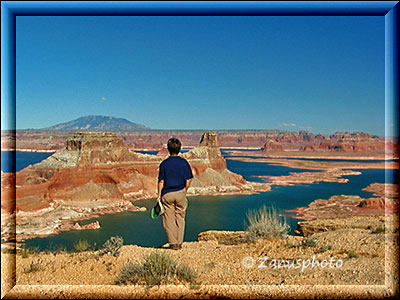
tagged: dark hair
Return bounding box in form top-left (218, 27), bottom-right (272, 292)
top-left (167, 138), bottom-right (181, 155)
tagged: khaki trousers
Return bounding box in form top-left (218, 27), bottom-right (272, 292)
top-left (161, 189), bottom-right (188, 245)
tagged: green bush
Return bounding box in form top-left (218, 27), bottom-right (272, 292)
top-left (23, 262), bottom-right (41, 274)
top-left (19, 246), bottom-right (40, 258)
top-left (245, 205), bottom-right (290, 242)
top-left (175, 264), bottom-right (198, 284)
top-left (21, 247), bottom-right (29, 259)
top-left (115, 263), bottom-right (145, 285)
top-left (371, 226), bottom-right (385, 234)
top-left (115, 251), bottom-right (198, 286)
top-left (73, 240), bottom-right (92, 252)
top-left (301, 237), bottom-right (319, 247)
top-left (46, 244), bottom-right (68, 255)
top-left (345, 250), bottom-right (359, 259)
top-left (319, 245), bottom-right (332, 252)
top-left (99, 236), bottom-right (123, 257)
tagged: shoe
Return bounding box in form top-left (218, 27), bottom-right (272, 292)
top-left (168, 244), bottom-right (180, 250)
top-left (159, 243), bottom-right (170, 249)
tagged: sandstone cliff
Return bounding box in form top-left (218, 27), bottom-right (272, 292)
top-left (156, 132), bottom-right (264, 195)
top-left (3, 130), bottom-right (396, 157)
top-left (182, 133), bottom-right (261, 195)
top-left (260, 140), bottom-right (284, 152)
top-left (1, 131), bottom-right (266, 241)
top-left (299, 132), bottom-right (386, 153)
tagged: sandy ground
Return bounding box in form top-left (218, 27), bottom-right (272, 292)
top-left (2, 215), bottom-right (398, 299)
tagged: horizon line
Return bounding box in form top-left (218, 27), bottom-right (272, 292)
top-left (1, 128), bottom-right (390, 138)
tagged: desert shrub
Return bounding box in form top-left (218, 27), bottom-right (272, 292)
top-left (20, 247), bottom-right (29, 258)
top-left (175, 264), bottom-right (198, 283)
top-left (23, 262), bottom-right (41, 274)
top-left (46, 243), bottom-right (68, 255)
top-left (19, 246), bottom-right (40, 258)
top-left (115, 263), bottom-right (145, 285)
top-left (73, 240), bottom-right (92, 252)
top-left (301, 237), bottom-right (319, 247)
top-left (99, 236), bottom-right (123, 257)
top-left (319, 245), bottom-right (332, 253)
top-left (115, 251), bottom-right (197, 286)
top-left (371, 226), bottom-right (385, 234)
top-left (245, 205), bottom-right (290, 242)
top-left (345, 250), bottom-right (359, 259)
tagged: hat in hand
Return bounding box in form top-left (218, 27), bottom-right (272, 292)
top-left (151, 200), bottom-right (165, 219)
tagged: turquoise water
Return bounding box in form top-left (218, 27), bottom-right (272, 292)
top-left (135, 149), bottom-right (190, 155)
top-left (23, 170), bottom-right (382, 250)
top-left (226, 159), bottom-right (321, 182)
top-left (1, 151), bottom-right (393, 250)
top-left (1, 151), bottom-right (53, 172)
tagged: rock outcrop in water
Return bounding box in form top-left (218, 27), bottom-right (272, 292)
top-left (1, 131), bottom-right (266, 241)
top-left (287, 190), bottom-right (398, 222)
top-left (2, 132), bottom-right (161, 213)
top-left (362, 183), bottom-right (399, 198)
top-left (260, 140), bottom-right (284, 152)
top-left (182, 132), bottom-right (262, 195)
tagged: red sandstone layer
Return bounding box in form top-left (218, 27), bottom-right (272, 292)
top-left (287, 192), bottom-right (399, 221)
top-left (2, 130), bottom-right (398, 158)
top-left (1, 131), bottom-right (268, 241)
top-left (362, 183), bottom-right (399, 198)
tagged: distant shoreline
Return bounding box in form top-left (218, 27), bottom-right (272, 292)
top-left (1, 146), bottom-right (262, 153)
top-left (225, 150), bottom-right (398, 161)
top-left (1, 149), bottom-right (56, 153)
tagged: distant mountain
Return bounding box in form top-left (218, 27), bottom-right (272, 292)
top-left (42, 115), bottom-right (150, 131)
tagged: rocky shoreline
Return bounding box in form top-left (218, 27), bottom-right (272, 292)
top-left (228, 156), bottom-right (399, 170)
top-left (255, 169), bottom-right (361, 186)
top-left (226, 150), bottom-right (394, 160)
top-left (4, 167), bottom-right (369, 243)
top-left (286, 184), bottom-right (399, 223)
top-left (3, 182), bottom-right (273, 244)
top-left (2, 199), bottom-right (146, 243)
top-left (2, 131), bottom-right (398, 248)
top-left (362, 182), bottom-right (399, 198)
top-left (1, 132), bottom-right (273, 243)
top-left (1, 149), bottom-right (56, 153)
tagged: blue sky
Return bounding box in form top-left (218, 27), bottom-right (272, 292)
top-left (14, 16), bottom-right (385, 135)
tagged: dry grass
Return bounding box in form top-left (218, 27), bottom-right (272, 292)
top-left (115, 251), bottom-right (197, 286)
top-left (245, 205), bottom-right (290, 242)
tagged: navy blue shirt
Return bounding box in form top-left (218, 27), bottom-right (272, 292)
top-left (158, 156), bottom-right (193, 197)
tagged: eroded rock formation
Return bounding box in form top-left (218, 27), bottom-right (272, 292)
top-left (261, 140), bottom-right (284, 152)
top-left (362, 183), bottom-right (399, 198)
top-left (287, 193), bottom-right (398, 222)
top-left (299, 132), bottom-right (386, 153)
top-left (1, 131), bottom-right (267, 241)
top-left (73, 221), bottom-right (101, 230)
top-left (3, 130), bottom-right (396, 158)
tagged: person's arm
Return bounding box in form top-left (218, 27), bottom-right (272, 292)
top-left (184, 160), bottom-right (193, 192)
top-left (157, 179), bottom-right (164, 201)
top-left (157, 161), bottom-right (165, 202)
top-left (185, 179), bottom-right (192, 192)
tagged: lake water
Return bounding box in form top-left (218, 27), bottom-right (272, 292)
top-left (1, 151), bottom-right (53, 173)
top-left (1, 151), bottom-right (394, 250)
